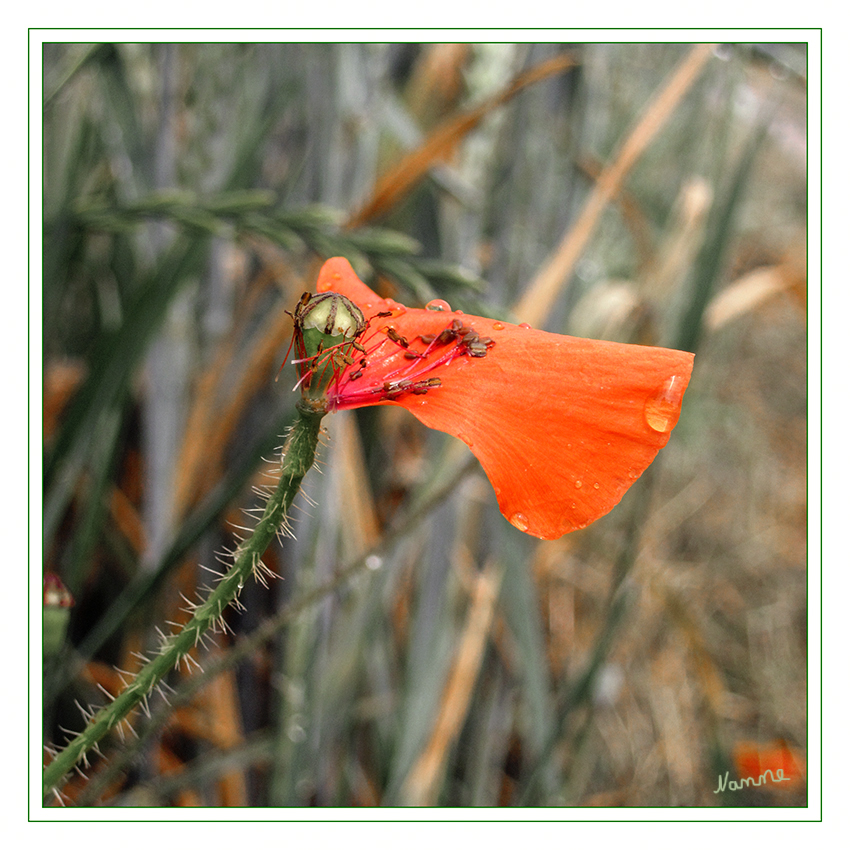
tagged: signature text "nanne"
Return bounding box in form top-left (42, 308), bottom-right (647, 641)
top-left (714, 769), bottom-right (791, 794)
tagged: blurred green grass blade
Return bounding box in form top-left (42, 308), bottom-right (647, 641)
top-left (370, 254), bottom-right (438, 305)
top-left (43, 236), bottom-right (210, 547)
top-left (63, 398), bottom-right (127, 596)
top-left (43, 43), bottom-right (111, 110)
top-left (675, 97), bottom-right (779, 353)
top-left (220, 68), bottom-right (298, 195)
top-left (42, 117), bottom-right (104, 344)
top-left (314, 574), bottom-right (391, 729)
top-left (106, 730), bottom-right (275, 806)
top-left (516, 584), bottom-right (631, 805)
top-left (95, 44), bottom-right (152, 194)
top-left (384, 530), bottom-right (457, 802)
top-left (270, 597), bottom-right (319, 805)
top-left (497, 534), bottom-right (556, 758)
top-left (465, 665), bottom-right (513, 806)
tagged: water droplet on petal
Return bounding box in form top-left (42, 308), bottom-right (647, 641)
top-left (575, 480), bottom-right (582, 489)
top-left (519, 322), bottom-right (532, 330)
top-left (509, 512), bottom-right (529, 532)
top-left (493, 321), bottom-right (505, 331)
top-left (593, 482), bottom-right (600, 490)
top-left (644, 376), bottom-right (683, 433)
top-left (456, 430), bottom-right (473, 447)
top-left (426, 298), bottom-right (452, 312)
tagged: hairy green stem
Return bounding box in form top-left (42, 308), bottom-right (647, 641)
top-left (74, 450), bottom-right (479, 805)
top-left (43, 406), bottom-right (324, 802)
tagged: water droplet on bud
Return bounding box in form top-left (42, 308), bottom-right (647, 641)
top-left (519, 323), bottom-right (532, 330)
top-left (509, 512), bottom-right (529, 532)
top-left (644, 376), bottom-right (683, 433)
top-left (493, 321), bottom-right (505, 331)
top-left (426, 298), bottom-right (452, 312)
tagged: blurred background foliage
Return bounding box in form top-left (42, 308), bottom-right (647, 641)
top-left (41, 41), bottom-right (808, 807)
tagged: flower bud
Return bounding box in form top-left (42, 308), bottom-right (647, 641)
top-left (291, 292), bottom-right (365, 413)
top-left (43, 573), bottom-right (74, 657)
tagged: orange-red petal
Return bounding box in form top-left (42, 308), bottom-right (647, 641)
top-left (732, 740), bottom-right (805, 789)
top-left (316, 258), bottom-right (694, 539)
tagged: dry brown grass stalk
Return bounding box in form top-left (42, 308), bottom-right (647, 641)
top-left (172, 262), bottom-right (296, 518)
top-left (514, 43), bottom-right (718, 327)
top-left (705, 260), bottom-right (807, 331)
top-left (348, 53), bottom-right (578, 227)
top-left (400, 560), bottom-right (503, 805)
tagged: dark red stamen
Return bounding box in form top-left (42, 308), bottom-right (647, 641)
top-left (386, 327), bottom-right (410, 348)
top-left (326, 315), bottom-right (493, 409)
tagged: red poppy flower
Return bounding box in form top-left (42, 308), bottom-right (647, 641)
top-left (297, 257), bottom-right (693, 540)
top-left (732, 740), bottom-right (805, 788)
